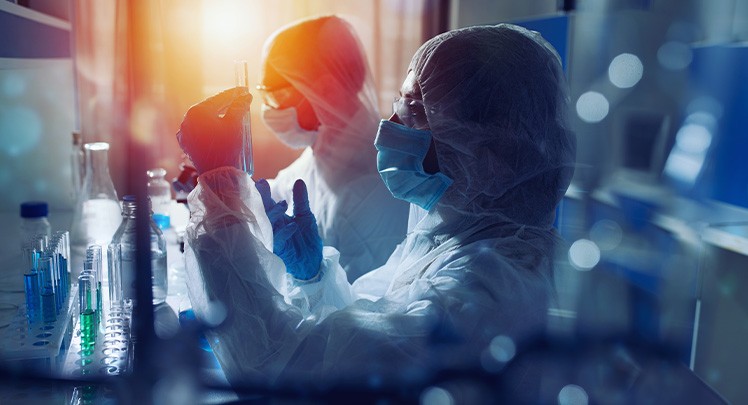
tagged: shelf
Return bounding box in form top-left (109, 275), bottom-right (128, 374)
top-left (0, 1), bottom-right (70, 31)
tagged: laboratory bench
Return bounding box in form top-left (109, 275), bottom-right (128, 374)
top-left (0, 208), bottom-right (237, 403)
top-left (1, 187), bottom-right (745, 403)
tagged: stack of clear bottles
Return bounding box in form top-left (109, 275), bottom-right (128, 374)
top-left (109, 195), bottom-right (168, 305)
top-left (22, 231), bottom-right (72, 326)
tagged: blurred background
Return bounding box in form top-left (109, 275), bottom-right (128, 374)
top-left (1, 0), bottom-right (747, 403)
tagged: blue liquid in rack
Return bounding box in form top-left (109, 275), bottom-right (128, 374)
top-left (41, 290), bottom-right (56, 323)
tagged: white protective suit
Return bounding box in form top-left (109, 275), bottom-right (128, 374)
top-left (261, 16), bottom-right (409, 282)
top-left (185, 24), bottom-right (576, 387)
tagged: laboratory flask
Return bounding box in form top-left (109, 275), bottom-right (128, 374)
top-left (110, 195), bottom-right (168, 305)
top-left (70, 143), bottom-right (122, 277)
top-left (147, 167), bottom-right (172, 230)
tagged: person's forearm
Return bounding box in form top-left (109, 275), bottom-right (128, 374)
top-left (187, 224), bottom-right (306, 384)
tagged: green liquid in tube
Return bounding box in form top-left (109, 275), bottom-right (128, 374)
top-left (80, 309), bottom-right (96, 351)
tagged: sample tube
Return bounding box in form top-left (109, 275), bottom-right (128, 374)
top-left (38, 255), bottom-right (57, 323)
top-left (78, 273), bottom-right (97, 354)
top-left (24, 271), bottom-right (40, 324)
top-left (234, 60), bottom-right (254, 176)
top-left (55, 231), bottom-right (70, 300)
top-left (87, 245), bottom-right (104, 321)
top-left (107, 244), bottom-right (123, 309)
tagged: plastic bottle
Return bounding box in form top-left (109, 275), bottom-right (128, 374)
top-left (110, 195), bottom-right (168, 305)
top-left (20, 201), bottom-right (51, 248)
top-left (147, 168), bottom-right (172, 230)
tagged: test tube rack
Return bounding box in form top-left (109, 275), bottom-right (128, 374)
top-left (61, 303), bottom-right (133, 378)
top-left (0, 285), bottom-right (77, 371)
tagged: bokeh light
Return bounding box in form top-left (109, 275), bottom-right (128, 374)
top-left (657, 41), bottom-right (693, 70)
top-left (568, 239), bottom-right (601, 271)
top-left (589, 219), bottom-right (623, 251)
top-left (1, 72), bottom-right (26, 97)
top-left (608, 53), bottom-right (643, 88)
top-left (0, 106), bottom-right (42, 156)
top-left (558, 384), bottom-right (589, 405)
top-left (576, 91), bottom-right (609, 123)
top-left (489, 335), bottom-right (516, 363)
top-left (675, 121), bottom-right (713, 154)
top-left (420, 386), bottom-right (454, 405)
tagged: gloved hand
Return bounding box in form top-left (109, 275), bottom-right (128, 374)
top-left (176, 87), bottom-right (252, 174)
top-left (256, 179), bottom-right (322, 281)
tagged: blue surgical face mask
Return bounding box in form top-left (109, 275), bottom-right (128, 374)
top-left (374, 120), bottom-right (453, 211)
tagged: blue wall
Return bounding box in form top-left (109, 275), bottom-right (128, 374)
top-left (689, 45), bottom-right (748, 209)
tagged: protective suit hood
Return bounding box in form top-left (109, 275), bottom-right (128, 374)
top-left (261, 15), bottom-right (380, 186)
top-left (408, 24), bottom-right (576, 227)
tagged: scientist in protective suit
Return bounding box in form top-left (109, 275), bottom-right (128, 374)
top-left (176, 23), bottom-right (576, 392)
top-left (180, 15), bottom-right (408, 283)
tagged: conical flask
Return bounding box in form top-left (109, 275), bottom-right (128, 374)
top-left (71, 142), bottom-right (122, 277)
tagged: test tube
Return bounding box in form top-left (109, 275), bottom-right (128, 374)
top-left (78, 273), bottom-right (97, 353)
top-left (234, 60), bottom-right (254, 176)
top-left (24, 271), bottom-right (40, 324)
top-left (38, 255), bottom-right (56, 323)
top-left (87, 245), bottom-right (104, 320)
top-left (107, 244), bottom-right (123, 309)
top-left (55, 231), bottom-right (70, 299)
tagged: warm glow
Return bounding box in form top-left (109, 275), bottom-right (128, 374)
top-left (201, 1), bottom-right (245, 48)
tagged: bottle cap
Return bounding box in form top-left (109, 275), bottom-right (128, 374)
top-left (20, 201), bottom-right (48, 218)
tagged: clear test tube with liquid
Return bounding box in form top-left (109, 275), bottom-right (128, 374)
top-left (78, 273), bottom-right (97, 355)
top-left (234, 60), bottom-right (254, 176)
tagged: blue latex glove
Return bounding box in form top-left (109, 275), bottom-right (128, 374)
top-left (255, 179), bottom-right (323, 280)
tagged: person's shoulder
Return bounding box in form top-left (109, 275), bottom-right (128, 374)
top-left (438, 233), bottom-right (556, 279)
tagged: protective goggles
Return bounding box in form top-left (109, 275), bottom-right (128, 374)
top-left (256, 84), bottom-right (298, 109)
top-left (393, 96), bottom-right (430, 130)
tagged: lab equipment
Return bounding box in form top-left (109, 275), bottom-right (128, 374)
top-left (235, 60), bottom-right (254, 176)
top-left (38, 255), bottom-right (57, 323)
top-left (23, 270), bottom-right (40, 323)
top-left (374, 121), bottom-right (453, 211)
top-left (147, 167), bottom-right (172, 229)
top-left (78, 273), bottom-right (97, 354)
top-left (20, 201), bottom-right (51, 248)
top-left (83, 249), bottom-right (102, 329)
top-left (110, 195), bottom-right (168, 304)
top-left (71, 130), bottom-right (84, 203)
top-left (70, 142), bottom-right (122, 276)
top-left (107, 243), bottom-right (123, 309)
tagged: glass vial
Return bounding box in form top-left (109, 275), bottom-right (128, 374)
top-left (147, 168), bottom-right (172, 230)
top-left (234, 60), bottom-right (254, 176)
top-left (110, 195), bottom-right (168, 305)
top-left (20, 201), bottom-right (51, 250)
